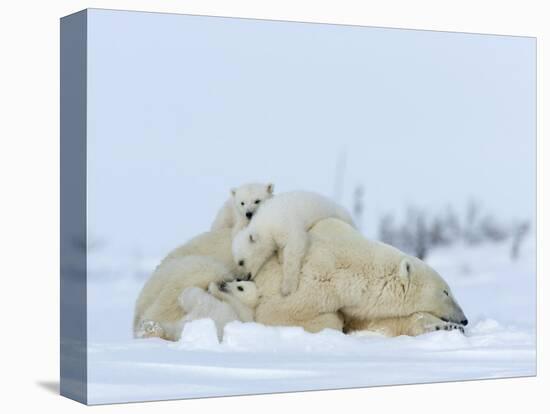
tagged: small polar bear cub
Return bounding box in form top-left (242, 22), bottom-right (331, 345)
top-left (211, 182), bottom-right (274, 236)
top-left (179, 280), bottom-right (260, 341)
top-left (232, 191), bottom-right (355, 296)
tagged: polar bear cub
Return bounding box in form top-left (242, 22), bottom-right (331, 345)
top-left (211, 182), bottom-right (274, 236)
top-left (232, 191), bottom-right (354, 296)
top-left (180, 280), bottom-right (260, 341)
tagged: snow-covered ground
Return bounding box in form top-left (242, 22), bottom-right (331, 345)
top-left (86, 237), bottom-right (536, 405)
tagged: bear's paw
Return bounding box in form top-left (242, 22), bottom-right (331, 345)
top-left (136, 320), bottom-right (165, 338)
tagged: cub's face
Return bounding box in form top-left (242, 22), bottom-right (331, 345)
top-left (209, 280), bottom-right (260, 309)
top-left (232, 228), bottom-right (274, 280)
top-left (231, 183), bottom-right (274, 221)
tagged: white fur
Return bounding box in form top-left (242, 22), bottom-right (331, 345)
top-left (133, 254), bottom-right (235, 341)
top-left (134, 219), bottom-right (467, 340)
top-left (253, 218), bottom-right (467, 335)
top-left (180, 281), bottom-right (259, 341)
top-left (232, 191), bottom-right (354, 296)
top-left (135, 219), bottom-right (465, 334)
top-left (211, 182), bottom-right (274, 236)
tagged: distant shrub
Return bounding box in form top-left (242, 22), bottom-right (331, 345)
top-left (377, 200), bottom-right (530, 260)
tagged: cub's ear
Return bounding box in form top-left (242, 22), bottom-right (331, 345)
top-left (230, 188), bottom-right (237, 197)
top-left (249, 232), bottom-right (257, 243)
top-left (266, 183), bottom-right (274, 194)
top-left (399, 258), bottom-right (413, 284)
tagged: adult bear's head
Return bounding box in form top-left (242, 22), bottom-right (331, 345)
top-left (398, 257), bottom-right (468, 326)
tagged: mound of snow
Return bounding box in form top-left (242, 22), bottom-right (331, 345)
top-left (172, 317), bottom-right (534, 357)
top-left (178, 319), bottom-right (220, 350)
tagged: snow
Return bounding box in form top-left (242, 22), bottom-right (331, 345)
top-left (86, 237), bottom-right (536, 405)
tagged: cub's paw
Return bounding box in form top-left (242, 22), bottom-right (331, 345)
top-left (280, 277), bottom-right (299, 297)
top-left (223, 273), bottom-right (238, 282)
top-left (136, 320), bottom-right (164, 339)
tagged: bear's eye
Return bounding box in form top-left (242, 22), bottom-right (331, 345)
top-left (254, 199), bottom-right (260, 204)
top-left (237, 286), bottom-right (244, 292)
top-left (238, 260), bottom-right (244, 266)
top-left (443, 290), bottom-right (449, 296)
top-left (240, 202), bottom-right (245, 206)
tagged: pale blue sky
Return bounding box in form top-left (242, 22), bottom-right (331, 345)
top-left (86, 9), bottom-right (536, 258)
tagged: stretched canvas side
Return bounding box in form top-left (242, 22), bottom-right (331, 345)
top-left (60, 9), bottom-right (88, 405)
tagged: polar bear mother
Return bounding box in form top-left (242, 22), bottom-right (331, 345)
top-left (134, 218), bottom-right (467, 338)
top-left (253, 218), bottom-right (467, 333)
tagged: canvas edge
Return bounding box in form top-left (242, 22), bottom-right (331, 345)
top-left (60, 8), bottom-right (88, 405)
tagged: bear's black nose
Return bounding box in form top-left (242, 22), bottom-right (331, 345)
top-left (461, 319), bottom-right (468, 326)
top-left (246, 212), bottom-right (253, 219)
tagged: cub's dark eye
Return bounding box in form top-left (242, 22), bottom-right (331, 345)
top-left (240, 202), bottom-right (245, 206)
top-left (238, 260), bottom-right (244, 266)
top-left (237, 286), bottom-right (244, 291)
top-left (254, 199), bottom-right (260, 204)
top-left (443, 290), bottom-right (449, 296)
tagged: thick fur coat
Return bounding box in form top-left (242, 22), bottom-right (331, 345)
top-left (134, 218), bottom-right (467, 340)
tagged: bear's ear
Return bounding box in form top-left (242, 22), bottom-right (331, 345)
top-left (230, 188), bottom-right (237, 197)
top-left (399, 258), bottom-right (413, 283)
top-left (266, 183), bottom-right (274, 194)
